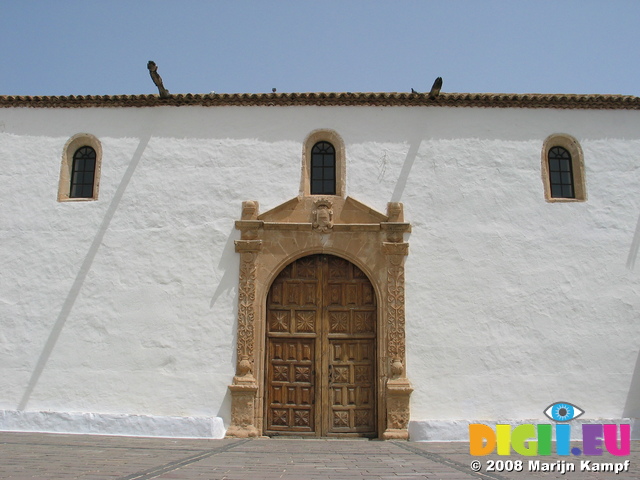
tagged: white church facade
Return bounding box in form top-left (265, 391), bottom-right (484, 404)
top-left (0, 91), bottom-right (639, 441)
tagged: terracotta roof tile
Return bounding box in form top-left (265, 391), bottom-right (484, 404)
top-left (1, 92), bottom-right (639, 109)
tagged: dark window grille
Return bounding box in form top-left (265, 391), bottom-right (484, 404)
top-left (310, 141), bottom-right (336, 195)
top-left (70, 146), bottom-right (96, 198)
top-left (548, 146), bottom-right (574, 198)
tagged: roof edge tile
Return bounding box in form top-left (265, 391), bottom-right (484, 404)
top-left (1, 92), bottom-right (639, 109)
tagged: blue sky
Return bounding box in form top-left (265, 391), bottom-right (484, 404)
top-left (2, 0), bottom-right (639, 97)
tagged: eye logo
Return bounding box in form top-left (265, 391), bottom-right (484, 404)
top-left (544, 402), bottom-right (584, 422)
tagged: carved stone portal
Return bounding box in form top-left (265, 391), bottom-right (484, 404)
top-left (227, 196), bottom-right (412, 439)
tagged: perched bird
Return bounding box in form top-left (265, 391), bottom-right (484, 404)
top-left (411, 88), bottom-right (419, 94)
top-left (428, 77), bottom-right (443, 99)
top-left (272, 87), bottom-right (277, 93)
top-left (147, 61), bottom-right (170, 98)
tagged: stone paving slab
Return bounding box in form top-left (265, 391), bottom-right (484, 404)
top-left (0, 432), bottom-right (639, 479)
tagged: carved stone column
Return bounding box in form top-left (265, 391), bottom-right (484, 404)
top-left (381, 202), bottom-right (413, 440)
top-left (227, 201), bottom-right (262, 438)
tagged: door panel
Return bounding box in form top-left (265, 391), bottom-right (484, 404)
top-left (266, 338), bottom-right (315, 432)
top-left (265, 254), bottom-right (376, 436)
top-left (328, 339), bottom-right (375, 434)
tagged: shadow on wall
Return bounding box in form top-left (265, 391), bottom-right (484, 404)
top-left (626, 213), bottom-right (640, 270)
top-left (209, 225), bottom-right (240, 392)
top-left (623, 349), bottom-right (640, 439)
top-left (217, 388), bottom-right (233, 430)
top-left (390, 135), bottom-right (422, 204)
top-left (209, 226), bottom-right (239, 310)
top-left (17, 127), bottom-right (156, 411)
top-left (624, 214), bottom-right (640, 439)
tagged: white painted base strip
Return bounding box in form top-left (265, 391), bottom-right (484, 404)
top-left (409, 418), bottom-right (639, 442)
top-left (0, 410), bottom-right (226, 439)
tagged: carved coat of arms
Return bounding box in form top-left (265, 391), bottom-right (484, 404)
top-left (312, 199), bottom-right (333, 233)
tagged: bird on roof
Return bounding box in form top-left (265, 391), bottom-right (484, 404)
top-left (147, 61), bottom-right (170, 98)
top-left (429, 77), bottom-right (443, 99)
top-left (272, 88), bottom-right (277, 93)
top-left (411, 88), bottom-right (419, 94)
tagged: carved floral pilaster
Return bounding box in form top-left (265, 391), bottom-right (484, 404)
top-left (382, 251), bottom-right (413, 440)
top-left (381, 202), bottom-right (412, 440)
top-left (227, 202), bottom-right (262, 438)
top-left (385, 250), bottom-right (407, 377)
top-left (234, 246), bottom-right (259, 379)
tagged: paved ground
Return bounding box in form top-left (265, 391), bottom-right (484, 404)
top-left (1, 432), bottom-right (639, 480)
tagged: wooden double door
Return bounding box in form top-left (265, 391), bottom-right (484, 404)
top-left (265, 254), bottom-right (377, 437)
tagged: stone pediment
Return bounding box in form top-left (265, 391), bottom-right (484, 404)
top-left (258, 196), bottom-right (387, 224)
top-left (236, 196), bottom-right (410, 239)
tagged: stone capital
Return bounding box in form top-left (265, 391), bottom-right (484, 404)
top-left (381, 222), bottom-right (412, 243)
top-left (382, 242), bottom-right (409, 256)
top-left (234, 239), bottom-right (263, 253)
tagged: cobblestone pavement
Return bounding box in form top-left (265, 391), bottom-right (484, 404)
top-left (1, 432), bottom-right (639, 480)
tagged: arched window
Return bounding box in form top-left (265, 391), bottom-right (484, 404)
top-left (301, 129), bottom-right (345, 197)
top-left (310, 141), bottom-right (336, 195)
top-left (58, 133), bottom-right (102, 202)
top-left (541, 134), bottom-right (586, 202)
top-left (548, 146), bottom-right (574, 198)
top-left (70, 146), bottom-right (97, 198)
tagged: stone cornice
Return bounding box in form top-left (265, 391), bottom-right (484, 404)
top-left (1, 92), bottom-right (639, 110)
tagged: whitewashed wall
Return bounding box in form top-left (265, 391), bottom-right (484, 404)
top-left (0, 105), bottom-right (639, 439)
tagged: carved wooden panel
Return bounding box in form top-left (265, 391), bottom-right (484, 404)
top-left (325, 255), bottom-right (376, 435)
top-left (265, 254), bottom-right (376, 436)
top-left (265, 338), bottom-right (315, 433)
top-left (328, 339), bottom-right (375, 434)
top-left (265, 256), bottom-right (320, 434)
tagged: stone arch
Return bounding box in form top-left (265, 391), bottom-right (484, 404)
top-left (264, 247), bottom-right (381, 300)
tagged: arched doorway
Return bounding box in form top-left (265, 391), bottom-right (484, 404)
top-left (264, 254), bottom-right (377, 437)
top-left (226, 197), bottom-right (412, 440)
